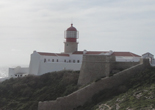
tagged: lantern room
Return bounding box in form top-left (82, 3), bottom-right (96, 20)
top-left (64, 24), bottom-right (79, 42)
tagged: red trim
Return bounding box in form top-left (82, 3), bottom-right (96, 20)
top-left (38, 52), bottom-right (69, 57)
top-left (72, 51), bottom-right (141, 57)
top-left (38, 52), bottom-right (57, 56)
top-left (66, 38), bottom-right (76, 42)
top-left (112, 52), bottom-right (141, 57)
top-left (72, 51), bottom-right (108, 55)
top-left (72, 51), bottom-right (83, 54)
top-left (57, 54), bottom-right (69, 56)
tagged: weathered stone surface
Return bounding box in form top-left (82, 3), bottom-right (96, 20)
top-left (78, 55), bottom-right (115, 86)
top-left (78, 55), bottom-right (140, 86)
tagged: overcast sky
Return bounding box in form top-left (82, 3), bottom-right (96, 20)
top-left (0, 0), bottom-right (155, 67)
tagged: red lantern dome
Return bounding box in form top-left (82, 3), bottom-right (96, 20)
top-left (66, 24), bottom-right (77, 31)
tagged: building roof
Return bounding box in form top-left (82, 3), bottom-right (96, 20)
top-left (112, 52), bottom-right (141, 57)
top-left (38, 52), bottom-right (69, 57)
top-left (38, 52), bottom-right (57, 56)
top-left (73, 51), bottom-right (141, 57)
top-left (72, 51), bottom-right (83, 54)
top-left (57, 54), bottom-right (70, 57)
top-left (72, 51), bottom-right (109, 55)
top-left (37, 51), bottom-right (140, 57)
top-left (86, 51), bottom-right (108, 54)
top-left (142, 52), bottom-right (154, 56)
top-left (66, 24), bottom-right (77, 31)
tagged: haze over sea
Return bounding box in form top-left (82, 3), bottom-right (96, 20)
top-left (0, 64), bottom-right (28, 78)
top-left (0, 67), bottom-right (8, 78)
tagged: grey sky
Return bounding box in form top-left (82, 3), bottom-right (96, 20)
top-left (0, 0), bottom-right (155, 66)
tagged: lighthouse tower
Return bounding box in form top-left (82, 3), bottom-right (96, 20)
top-left (64, 24), bottom-right (79, 53)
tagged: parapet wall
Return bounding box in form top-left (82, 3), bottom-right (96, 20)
top-left (38, 59), bottom-right (150, 110)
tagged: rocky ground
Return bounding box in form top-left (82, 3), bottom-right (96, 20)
top-left (95, 84), bottom-right (155, 110)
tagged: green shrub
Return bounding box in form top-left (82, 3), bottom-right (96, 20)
top-left (0, 70), bottom-right (79, 110)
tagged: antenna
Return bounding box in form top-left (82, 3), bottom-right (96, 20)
top-left (71, 18), bottom-right (73, 24)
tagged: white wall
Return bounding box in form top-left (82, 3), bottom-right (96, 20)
top-left (29, 52), bottom-right (83, 75)
top-left (41, 55), bottom-right (69, 63)
top-left (29, 51), bottom-right (41, 75)
top-left (69, 54), bottom-right (83, 63)
top-left (38, 62), bottom-right (82, 75)
top-left (29, 51), bottom-right (143, 76)
top-left (9, 67), bottom-right (29, 78)
top-left (116, 56), bottom-right (140, 62)
top-left (37, 54), bottom-right (83, 75)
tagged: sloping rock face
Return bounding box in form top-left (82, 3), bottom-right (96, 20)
top-left (96, 82), bottom-right (155, 110)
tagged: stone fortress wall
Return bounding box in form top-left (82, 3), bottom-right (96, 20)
top-left (78, 55), bottom-right (140, 86)
top-left (38, 55), bottom-right (150, 110)
top-left (78, 55), bottom-right (115, 86)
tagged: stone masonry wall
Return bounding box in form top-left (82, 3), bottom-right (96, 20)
top-left (78, 55), bottom-right (115, 86)
top-left (112, 62), bottom-right (140, 70)
top-left (78, 55), bottom-right (139, 86)
top-left (38, 59), bottom-right (150, 110)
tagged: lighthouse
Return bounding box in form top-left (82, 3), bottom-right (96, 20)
top-left (64, 24), bottom-right (79, 53)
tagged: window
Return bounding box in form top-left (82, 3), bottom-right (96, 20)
top-left (69, 60), bottom-right (71, 63)
top-left (57, 59), bottom-right (58, 62)
top-left (64, 60), bottom-right (66, 62)
top-left (66, 31), bottom-right (77, 38)
top-left (52, 59), bottom-right (54, 62)
top-left (44, 59), bottom-right (46, 62)
top-left (77, 60), bottom-right (80, 63)
top-left (73, 60), bottom-right (75, 63)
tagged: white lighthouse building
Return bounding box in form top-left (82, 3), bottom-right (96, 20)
top-left (28, 24), bottom-right (82, 75)
top-left (27, 24), bottom-right (142, 75)
top-left (9, 24), bottom-right (147, 77)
